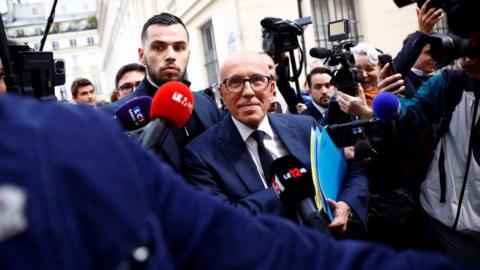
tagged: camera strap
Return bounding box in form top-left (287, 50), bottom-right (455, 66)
top-left (436, 70), bottom-right (478, 204)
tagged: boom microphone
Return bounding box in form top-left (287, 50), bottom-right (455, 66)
top-left (138, 81), bottom-right (194, 149)
top-left (271, 155), bottom-right (331, 236)
top-left (115, 96), bottom-right (152, 131)
top-left (327, 117), bottom-right (380, 132)
top-left (372, 92), bottom-right (400, 122)
top-left (309, 47), bottom-right (330, 59)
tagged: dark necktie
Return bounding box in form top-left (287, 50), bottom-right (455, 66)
top-left (251, 130), bottom-right (274, 186)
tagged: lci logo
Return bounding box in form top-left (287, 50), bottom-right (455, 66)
top-left (128, 105), bottom-right (147, 127)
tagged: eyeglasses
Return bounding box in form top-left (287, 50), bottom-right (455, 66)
top-left (118, 81), bottom-right (141, 93)
top-left (221, 74), bottom-right (272, 93)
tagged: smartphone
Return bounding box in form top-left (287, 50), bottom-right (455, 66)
top-left (378, 54), bottom-right (396, 78)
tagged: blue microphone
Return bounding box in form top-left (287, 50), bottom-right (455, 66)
top-left (372, 92), bottom-right (400, 122)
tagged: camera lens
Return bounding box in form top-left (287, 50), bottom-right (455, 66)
top-left (54, 59), bottom-right (65, 75)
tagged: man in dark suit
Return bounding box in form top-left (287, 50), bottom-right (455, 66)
top-left (301, 67), bottom-right (335, 126)
top-left (184, 51), bottom-right (369, 234)
top-left (101, 13), bottom-right (222, 173)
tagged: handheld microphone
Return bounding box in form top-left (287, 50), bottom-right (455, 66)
top-left (138, 81), bottom-right (194, 149)
top-left (309, 47), bottom-right (330, 59)
top-left (115, 96), bottom-right (152, 131)
top-left (271, 155), bottom-right (331, 236)
top-left (354, 140), bottom-right (377, 163)
top-left (372, 92), bottom-right (400, 122)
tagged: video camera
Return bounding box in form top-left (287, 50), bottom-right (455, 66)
top-left (394, 0), bottom-right (480, 68)
top-left (7, 44), bottom-right (65, 100)
top-left (261, 16), bottom-right (312, 113)
top-left (0, 0), bottom-right (65, 101)
top-left (261, 16), bottom-right (312, 56)
top-left (309, 19), bottom-right (362, 97)
top-left (309, 19), bottom-right (366, 147)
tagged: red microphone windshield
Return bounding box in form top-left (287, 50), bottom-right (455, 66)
top-left (150, 81), bottom-right (195, 130)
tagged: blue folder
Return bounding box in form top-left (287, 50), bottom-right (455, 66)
top-left (312, 127), bottom-right (348, 222)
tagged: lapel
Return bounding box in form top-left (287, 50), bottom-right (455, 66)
top-left (217, 116), bottom-right (265, 193)
top-left (136, 79), bottom-right (182, 169)
top-left (306, 103), bottom-right (324, 123)
top-left (192, 92), bottom-right (212, 128)
top-left (269, 114), bottom-right (307, 164)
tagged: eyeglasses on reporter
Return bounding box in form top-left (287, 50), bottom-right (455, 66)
top-left (117, 80), bottom-right (142, 92)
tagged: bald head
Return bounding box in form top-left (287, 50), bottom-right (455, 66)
top-left (220, 51), bottom-right (271, 81)
top-left (219, 51), bottom-right (276, 128)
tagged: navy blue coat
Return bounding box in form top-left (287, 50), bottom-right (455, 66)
top-left (302, 102), bottom-right (327, 126)
top-left (184, 113), bottom-right (369, 225)
top-left (0, 95), bottom-right (465, 270)
top-left (393, 31), bottom-right (430, 98)
top-left (101, 78), bottom-right (223, 171)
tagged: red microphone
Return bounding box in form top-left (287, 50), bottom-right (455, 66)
top-left (150, 81), bottom-right (194, 130)
top-left (139, 81), bottom-right (195, 149)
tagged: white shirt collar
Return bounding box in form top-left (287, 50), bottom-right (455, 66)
top-left (231, 115), bottom-right (274, 142)
top-left (146, 74), bottom-right (159, 88)
top-left (411, 67), bottom-right (436, 77)
top-left (311, 101), bottom-right (328, 116)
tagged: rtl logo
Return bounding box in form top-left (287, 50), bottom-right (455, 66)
top-left (172, 92), bottom-right (193, 110)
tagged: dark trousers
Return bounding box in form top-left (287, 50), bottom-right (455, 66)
top-left (429, 217), bottom-right (480, 268)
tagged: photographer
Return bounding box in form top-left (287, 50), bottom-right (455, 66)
top-left (325, 41), bottom-right (429, 248)
top-left (335, 42), bottom-right (386, 119)
top-left (387, 56), bottom-right (480, 266)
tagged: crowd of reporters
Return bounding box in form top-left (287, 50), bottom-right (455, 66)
top-left (1, 0), bottom-right (479, 269)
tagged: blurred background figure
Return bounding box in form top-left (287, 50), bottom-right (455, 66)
top-left (111, 63), bottom-right (146, 102)
top-left (300, 67), bottom-right (335, 125)
top-left (71, 78), bottom-right (97, 107)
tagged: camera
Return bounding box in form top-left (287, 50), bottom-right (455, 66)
top-left (309, 19), bottom-right (367, 147)
top-left (8, 44), bottom-right (65, 100)
top-left (393, 0), bottom-right (480, 67)
top-left (310, 19), bottom-right (362, 97)
top-left (261, 16), bottom-right (312, 56)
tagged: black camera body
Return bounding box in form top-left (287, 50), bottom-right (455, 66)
top-left (310, 20), bottom-right (362, 97)
top-left (394, 0), bottom-right (480, 67)
top-left (261, 17), bottom-right (312, 56)
top-left (8, 45), bottom-right (65, 100)
top-left (309, 19), bottom-right (366, 147)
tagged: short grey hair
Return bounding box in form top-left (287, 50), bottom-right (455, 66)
top-left (351, 42), bottom-right (380, 66)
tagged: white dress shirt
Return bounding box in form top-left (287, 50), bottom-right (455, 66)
top-left (311, 101), bottom-right (328, 118)
top-left (231, 116), bottom-right (288, 188)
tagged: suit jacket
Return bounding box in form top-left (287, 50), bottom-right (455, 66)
top-left (101, 78), bottom-right (223, 172)
top-left (302, 102), bottom-right (327, 126)
top-left (184, 113), bottom-right (369, 225)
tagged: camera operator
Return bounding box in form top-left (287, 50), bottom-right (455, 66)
top-left (394, 0), bottom-right (443, 97)
top-left (381, 55), bottom-right (480, 266)
top-left (335, 42), bottom-right (386, 119)
top-left (327, 41), bottom-right (431, 248)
